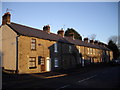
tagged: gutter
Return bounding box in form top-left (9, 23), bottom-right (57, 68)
top-left (15, 35), bottom-right (20, 73)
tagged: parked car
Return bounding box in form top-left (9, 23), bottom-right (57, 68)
top-left (112, 60), bottom-right (120, 65)
top-left (115, 60), bottom-right (120, 63)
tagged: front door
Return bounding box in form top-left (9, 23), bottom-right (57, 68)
top-left (41, 57), bottom-right (45, 71)
top-left (38, 56), bottom-right (45, 72)
top-left (46, 57), bottom-right (51, 71)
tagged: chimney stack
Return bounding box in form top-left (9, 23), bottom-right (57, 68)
top-left (101, 43), bottom-right (106, 47)
top-left (84, 38), bottom-right (88, 43)
top-left (104, 44), bottom-right (108, 47)
top-left (98, 42), bottom-right (103, 46)
top-left (57, 29), bottom-right (64, 37)
top-left (94, 40), bottom-right (98, 45)
top-left (2, 12), bottom-right (11, 25)
top-left (43, 25), bottom-right (50, 33)
top-left (90, 40), bottom-right (94, 44)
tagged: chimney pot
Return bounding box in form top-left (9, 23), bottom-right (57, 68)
top-left (94, 40), bottom-right (98, 45)
top-left (84, 38), bottom-right (88, 43)
top-left (57, 29), bottom-right (64, 37)
top-left (43, 25), bottom-right (50, 33)
top-left (90, 40), bottom-right (94, 44)
top-left (98, 42), bottom-right (103, 46)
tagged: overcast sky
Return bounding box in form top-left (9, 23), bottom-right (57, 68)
top-left (1, 2), bottom-right (118, 44)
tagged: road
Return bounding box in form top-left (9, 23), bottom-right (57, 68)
top-left (2, 65), bottom-right (120, 89)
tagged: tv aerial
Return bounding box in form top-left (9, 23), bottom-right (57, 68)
top-left (6, 8), bottom-right (12, 13)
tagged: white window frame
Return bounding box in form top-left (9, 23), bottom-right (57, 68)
top-left (29, 57), bottom-right (36, 69)
top-left (31, 39), bottom-right (36, 50)
top-left (93, 49), bottom-right (95, 55)
top-left (54, 43), bottom-right (58, 52)
top-left (54, 58), bottom-right (59, 67)
top-left (106, 51), bottom-right (109, 55)
top-left (90, 48), bottom-right (93, 54)
top-left (87, 48), bottom-right (90, 54)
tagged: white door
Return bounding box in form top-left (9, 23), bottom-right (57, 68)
top-left (82, 59), bottom-right (84, 67)
top-left (46, 57), bottom-right (51, 71)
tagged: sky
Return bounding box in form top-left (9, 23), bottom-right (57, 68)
top-left (1, 2), bottom-right (118, 44)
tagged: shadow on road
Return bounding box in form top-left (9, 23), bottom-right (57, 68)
top-left (2, 63), bottom-right (120, 89)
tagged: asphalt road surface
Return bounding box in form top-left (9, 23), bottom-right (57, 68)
top-left (2, 65), bottom-right (120, 89)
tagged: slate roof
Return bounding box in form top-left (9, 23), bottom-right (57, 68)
top-left (7, 22), bottom-right (69, 44)
top-left (7, 22), bottom-right (110, 51)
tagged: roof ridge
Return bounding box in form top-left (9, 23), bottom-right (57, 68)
top-left (11, 22), bottom-right (43, 32)
top-left (10, 22), bottom-right (63, 37)
top-left (7, 22), bottom-right (110, 50)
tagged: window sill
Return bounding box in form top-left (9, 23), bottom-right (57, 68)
top-left (29, 67), bottom-right (37, 69)
top-left (31, 49), bottom-right (36, 51)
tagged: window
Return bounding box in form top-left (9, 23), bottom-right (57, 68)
top-left (87, 48), bottom-right (90, 54)
top-left (38, 56), bottom-right (45, 65)
top-left (54, 58), bottom-right (59, 67)
top-left (106, 51), bottom-right (109, 55)
top-left (95, 49), bottom-right (98, 55)
top-left (98, 50), bottom-right (101, 55)
top-left (31, 39), bottom-right (36, 50)
top-left (54, 43), bottom-right (58, 52)
top-left (90, 48), bottom-right (93, 54)
top-left (93, 49), bottom-right (95, 55)
top-left (29, 57), bottom-right (36, 69)
top-left (82, 56), bottom-right (85, 59)
top-left (41, 58), bottom-right (45, 65)
top-left (38, 56), bottom-right (41, 65)
top-left (69, 45), bottom-right (72, 53)
top-left (78, 47), bottom-right (81, 53)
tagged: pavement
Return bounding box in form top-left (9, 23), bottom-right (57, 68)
top-left (24, 63), bottom-right (115, 79)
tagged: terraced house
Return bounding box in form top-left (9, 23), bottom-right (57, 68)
top-left (0, 12), bottom-right (113, 74)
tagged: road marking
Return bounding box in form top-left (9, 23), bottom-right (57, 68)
top-left (31, 74), bottom-right (67, 79)
top-left (56, 75), bottom-right (97, 90)
top-left (78, 75), bottom-right (97, 83)
top-left (45, 74), bottom-right (67, 79)
top-left (56, 85), bottom-right (70, 90)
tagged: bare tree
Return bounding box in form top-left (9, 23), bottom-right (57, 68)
top-left (88, 34), bottom-right (96, 40)
top-left (108, 36), bottom-right (118, 44)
